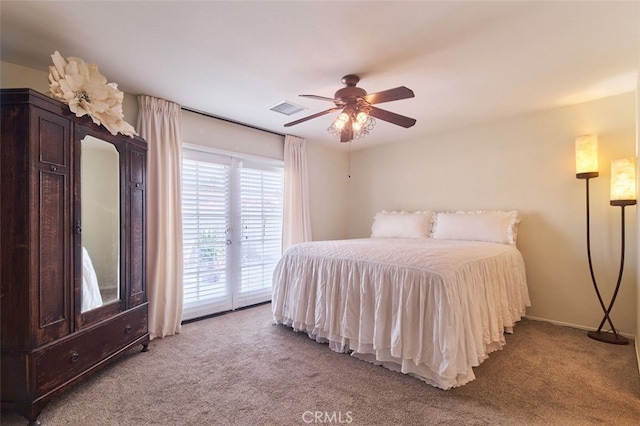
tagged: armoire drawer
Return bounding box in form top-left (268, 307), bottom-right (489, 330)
top-left (35, 307), bottom-right (148, 395)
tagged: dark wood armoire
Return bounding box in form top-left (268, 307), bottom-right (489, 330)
top-left (1, 88), bottom-right (150, 425)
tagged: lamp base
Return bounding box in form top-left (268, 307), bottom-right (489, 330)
top-left (587, 330), bottom-right (628, 345)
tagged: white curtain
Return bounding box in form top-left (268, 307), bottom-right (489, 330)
top-left (283, 135), bottom-right (312, 251)
top-left (137, 95), bottom-right (184, 339)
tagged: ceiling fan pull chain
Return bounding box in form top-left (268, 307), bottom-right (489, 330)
top-left (348, 141), bottom-right (351, 179)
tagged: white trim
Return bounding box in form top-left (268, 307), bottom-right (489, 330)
top-left (182, 298), bottom-right (233, 322)
top-left (636, 338), bottom-right (640, 376)
top-left (524, 315), bottom-right (636, 340)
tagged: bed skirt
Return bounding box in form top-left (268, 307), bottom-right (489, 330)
top-left (272, 238), bottom-right (530, 389)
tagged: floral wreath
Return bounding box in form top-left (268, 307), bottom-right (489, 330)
top-left (48, 51), bottom-right (137, 137)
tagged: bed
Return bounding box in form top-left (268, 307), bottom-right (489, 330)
top-left (272, 210), bottom-right (530, 389)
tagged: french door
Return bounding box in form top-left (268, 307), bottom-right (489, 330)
top-left (181, 147), bottom-right (283, 321)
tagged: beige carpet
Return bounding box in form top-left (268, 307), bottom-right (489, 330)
top-left (2, 303), bottom-right (639, 425)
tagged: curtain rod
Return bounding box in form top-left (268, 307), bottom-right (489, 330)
top-left (181, 106), bottom-right (285, 137)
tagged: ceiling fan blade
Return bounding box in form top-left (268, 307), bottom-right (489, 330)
top-left (299, 94), bottom-right (340, 103)
top-left (283, 107), bottom-right (342, 127)
top-left (363, 86), bottom-right (414, 105)
top-left (368, 106), bottom-right (417, 128)
top-left (340, 124), bottom-right (354, 143)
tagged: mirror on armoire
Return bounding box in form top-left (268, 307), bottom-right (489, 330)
top-left (80, 136), bottom-right (121, 312)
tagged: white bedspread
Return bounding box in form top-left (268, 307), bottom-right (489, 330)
top-left (82, 246), bottom-right (103, 312)
top-left (272, 238), bottom-right (530, 389)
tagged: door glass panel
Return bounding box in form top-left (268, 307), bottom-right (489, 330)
top-left (182, 155), bottom-right (231, 317)
top-left (181, 149), bottom-right (284, 321)
top-left (81, 136), bottom-right (120, 312)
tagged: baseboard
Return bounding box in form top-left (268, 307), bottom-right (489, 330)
top-left (636, 339), bottom-right (640, 376)
top-left (523, 315), bottom-right (636, 340)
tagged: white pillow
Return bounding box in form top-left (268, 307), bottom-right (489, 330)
top-left (431, 210), bottom-right (519, 245)
top-left (371, 211), bottom-right (433, 238)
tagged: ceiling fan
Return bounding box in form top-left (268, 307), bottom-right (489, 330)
top-left (284, 74), bottom-right (417, 142)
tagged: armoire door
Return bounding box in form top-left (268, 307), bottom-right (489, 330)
top-left (30, 105), bottom-right (73, 345)
top-left (126, 142), bottom-right (147, 309)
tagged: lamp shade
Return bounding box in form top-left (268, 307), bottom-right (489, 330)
top-left (575, 135), bottom-right (599, 178)
top-left (610, 157), bottom-right (637, 206)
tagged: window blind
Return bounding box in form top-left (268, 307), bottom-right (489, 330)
top-left (238, 162), bottom-right (284, 306)
top-left (182, 148), bottom-right (283, 320)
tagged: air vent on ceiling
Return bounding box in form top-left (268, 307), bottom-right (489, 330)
top-left (269, 100), bottom-right (307, 116)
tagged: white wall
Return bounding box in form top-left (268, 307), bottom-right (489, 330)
top-left (306, 141), bottom-right (350, 241)
top-left (348, 92), bottom-right (637, 335)
top-left (182, 109), bottom-right (284, 160)
top-left (1, 61), bottom-right (50, 94)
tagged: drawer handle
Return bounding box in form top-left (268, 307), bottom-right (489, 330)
top-left (70, 351), bottom-right (79, 363)
top-left (50, 165), bottom-right (57, 172)
top-left (125, 325), bottom-right (132, 334)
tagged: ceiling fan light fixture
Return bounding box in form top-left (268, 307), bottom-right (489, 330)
top-left (328, 113), bottom-right (348, 137)
top-left (327, 108), bottom-right (375, 142)
top-left (351, 114), bottom-right (375, 139)
top-left (286, 74), bottom-right (415, 143)
top-left (333, 112), bottom-right (350, 130)
top-left (353, 111), bottom-right (369, 131)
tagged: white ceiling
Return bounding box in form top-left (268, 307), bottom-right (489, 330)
top-left (2, 1), bottom-right (639, 150)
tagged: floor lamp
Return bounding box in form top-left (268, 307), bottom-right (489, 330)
top-left (575, 135), bottom-right (637, 345)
